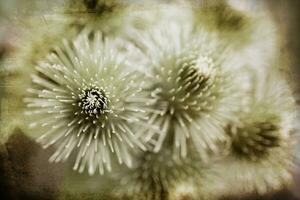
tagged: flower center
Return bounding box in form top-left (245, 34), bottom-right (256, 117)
top-left (78, 86), bottom-right (109, 117)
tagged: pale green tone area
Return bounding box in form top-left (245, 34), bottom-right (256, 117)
top-left (0, 0), bottom-right (298, 200)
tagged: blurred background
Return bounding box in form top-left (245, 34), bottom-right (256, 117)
top-left (0, 0), bottom-right (300, 199)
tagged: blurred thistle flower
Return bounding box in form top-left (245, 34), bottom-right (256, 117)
top-left (220, 71), bottom-right (297, 195)
top-left (123, 2), bottom-right (194, 32)
top-left (65, 0), bottom-right (129, 38)
top-left (24, 30), bottom-right (148, 175)
top-left (191, 0), bottom-right (278, 73)
top-left (113, 148), bottom-right (209, 200)
top-left (133, 22), bottom-right (250, 158)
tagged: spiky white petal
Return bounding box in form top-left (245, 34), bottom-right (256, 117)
top-left (24, 30), bottom-right (148, 175)
top-left (132, 22), bottom-right (250, 157)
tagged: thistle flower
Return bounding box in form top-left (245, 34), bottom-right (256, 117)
top-left (24, 30), bottom-right (147, 175)
top-left (133, 22), bottom-right (249, 157)
top-left (123, 2), bottom-right (194, 32)
top-left (190, 0), bottom-right (278, 74)
top-left (220, 72), bottom-right (296, 195)
top-left (113, 148), bottom-right (209, 200)
top-left (225, 0), bottom-right (279, 71)
top-left (65, 0), bottom-right (128, 39)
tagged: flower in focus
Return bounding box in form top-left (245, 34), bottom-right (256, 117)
top-left (24, 30), bottom-right (147, 175)
top-left (133, 22), bottom-right (250, 158)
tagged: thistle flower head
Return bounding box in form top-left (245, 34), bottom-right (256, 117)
top-left (24, 30), bottom-right (147, 175)
top-left (134, 22), bottom-right (250, 157)
top-left (114, 148), bottom-right (206, 200)
top-left (77, 84), bottom-right (110, 117)
top-left (228, 106), bottom-right (283, 160)
top-left (221, 72), bottom-right (297, 194)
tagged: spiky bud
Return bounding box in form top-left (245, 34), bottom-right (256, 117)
top-left (221, 72), bottom-right (296, 194)
top-left (228, 107), bottom-right (282, 160)
top-left (113, 148), bottom-right (207, 200)
top-left (24, 30), bottom-right (147, 175)
top-left (134, 22), bottom-right (249, 157)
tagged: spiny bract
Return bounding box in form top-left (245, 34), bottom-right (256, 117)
top-left (24, 30), bottom-right (148, 175)
top-left (134, 22), bottom-right (250, 158)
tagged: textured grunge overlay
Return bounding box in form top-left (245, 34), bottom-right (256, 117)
top-left (1, 0), bottom-right (300, 200)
